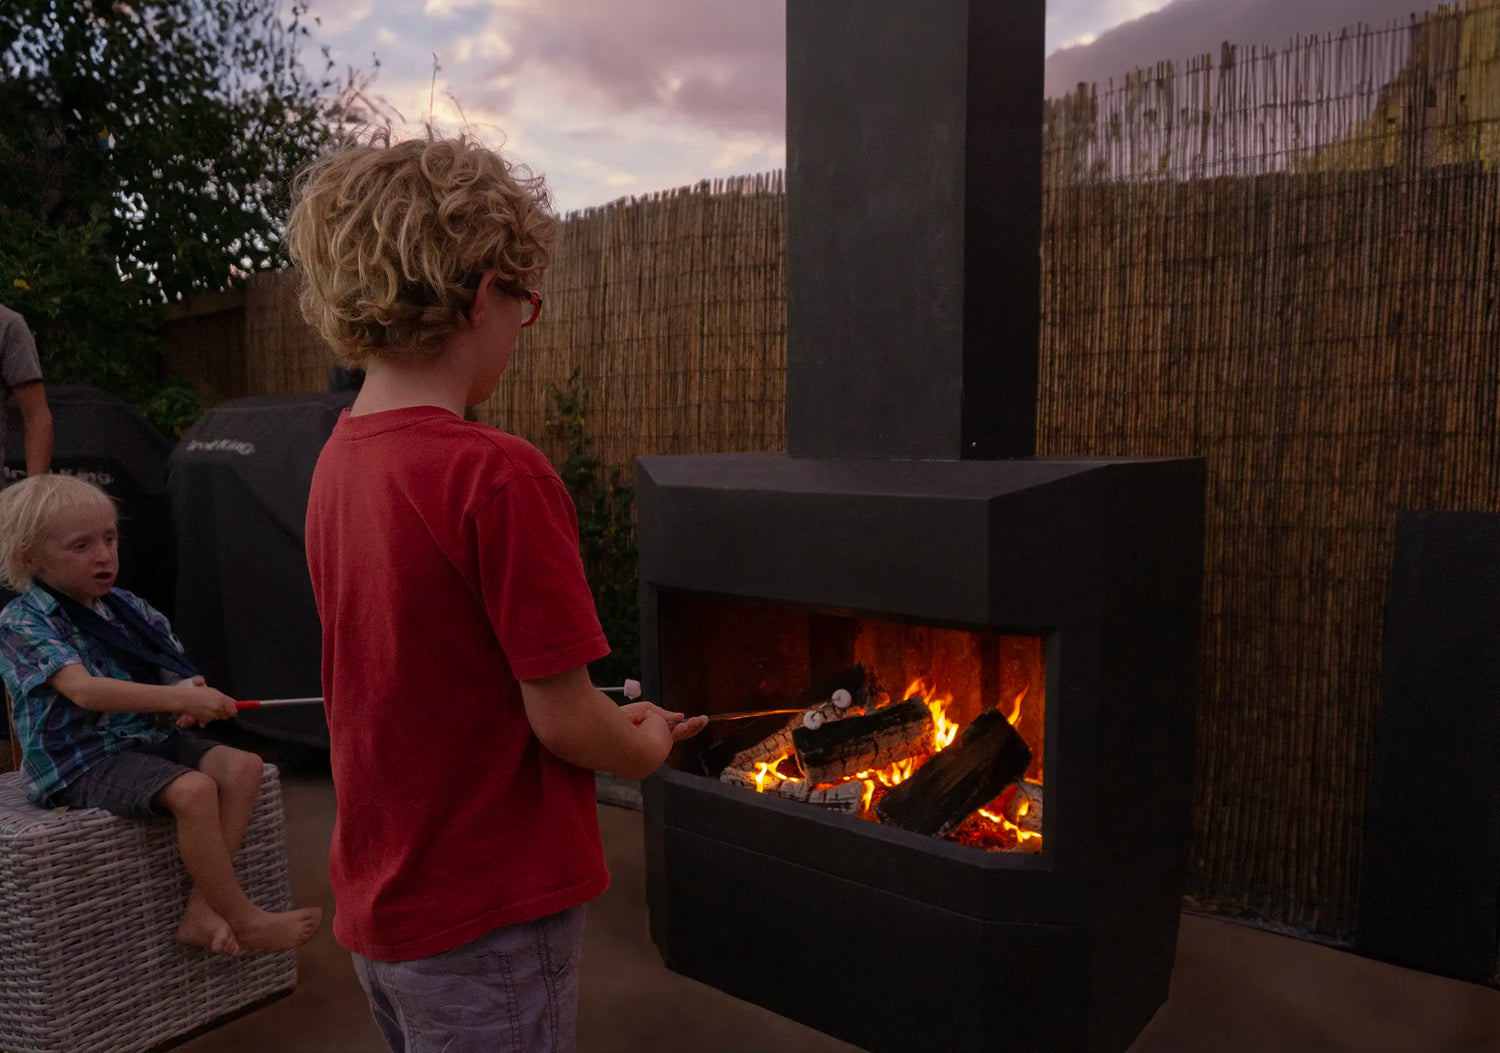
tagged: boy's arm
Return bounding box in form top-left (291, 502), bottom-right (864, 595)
top-left (49, 664), bottom-right (238, 724)
top-left (520, 666), bottom-right (680, 780)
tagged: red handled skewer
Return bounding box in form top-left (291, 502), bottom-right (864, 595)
top-left (236, 696), bottom-right (323, 709)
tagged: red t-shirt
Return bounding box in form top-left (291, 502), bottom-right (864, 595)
top-left (304, 406), bottom-right (611, 961)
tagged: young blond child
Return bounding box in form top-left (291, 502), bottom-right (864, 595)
top-left (287, 128), bottom-right (706, 1052)
top-left (0, 474), bottom-right (322, 957)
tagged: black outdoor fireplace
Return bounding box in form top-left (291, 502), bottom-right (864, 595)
top-left (636, 2), bottom-right (1205, 1051)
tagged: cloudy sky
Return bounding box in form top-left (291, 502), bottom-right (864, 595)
top-left (308, 0), bottom-right (1426, 213)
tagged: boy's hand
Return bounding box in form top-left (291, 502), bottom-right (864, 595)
top-left (620, 701), bottom-right (709, 742)
top-left (172, 681), bottom-right (238, 728)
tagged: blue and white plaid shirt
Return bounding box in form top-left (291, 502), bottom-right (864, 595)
top-left (0, 584), bottom-right (177, 804)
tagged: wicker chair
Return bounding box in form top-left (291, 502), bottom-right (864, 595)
top-left (0, 752), bottom-right (298, 1053)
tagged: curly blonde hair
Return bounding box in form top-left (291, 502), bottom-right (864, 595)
top-left (286, 128), bottom-right (558, 366)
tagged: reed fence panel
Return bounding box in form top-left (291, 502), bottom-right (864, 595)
top-left (478, 174), bottom-right (787, 471)
top-left (242, 269), bottom-right (327, 397)
top-left (1040, 163), bottom-right (1500, 937)
top-left (1038, 0), bottom-right (1500, 939)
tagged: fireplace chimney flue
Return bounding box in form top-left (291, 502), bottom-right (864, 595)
top-left (786, 0), bottom-right (1045, 461)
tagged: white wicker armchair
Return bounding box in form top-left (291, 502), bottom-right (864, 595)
top-left (0, 762), bottom-right (298, 1053)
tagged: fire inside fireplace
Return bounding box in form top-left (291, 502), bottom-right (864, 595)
top-left (659, 592), bottom-right (1046, 853)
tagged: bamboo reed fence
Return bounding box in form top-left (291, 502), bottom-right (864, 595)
top-left (164, 0), bottom-right (1500, 940)
top-left (1039, 0), bottom-right (1500, 939)
top-left (478, 173), bottom-right (787, 471)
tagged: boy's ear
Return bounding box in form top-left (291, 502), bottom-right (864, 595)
top-left (466, 269), bottom-right (499, 327)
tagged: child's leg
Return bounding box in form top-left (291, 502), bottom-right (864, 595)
top-left (198, 745), bottom-right (263, 855)
top-left (154, 771), bottom-right (322, 952)
top-left (174, 745), bottom-right (265, 954)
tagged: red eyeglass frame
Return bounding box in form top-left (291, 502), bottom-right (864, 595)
top-left (518, 289), bottom-right (543, 328)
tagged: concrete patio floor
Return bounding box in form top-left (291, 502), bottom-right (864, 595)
top-left (175, 772), bottom-right (1500, 1053)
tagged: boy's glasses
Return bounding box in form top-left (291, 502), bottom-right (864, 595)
top-left (461, 274), bottom-right (544, 328)
top-left (517, 289), bottom-right (543, 328)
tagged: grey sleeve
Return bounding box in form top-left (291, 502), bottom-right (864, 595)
top-left (0, 312), bottom-right (43, 390)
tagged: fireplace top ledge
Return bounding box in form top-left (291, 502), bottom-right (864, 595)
top-left (636, 452), bottom-right (1192, 500)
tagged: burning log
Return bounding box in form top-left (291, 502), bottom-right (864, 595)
top-left (722, 666), bottom-right (873, 771)
top-left (875, 708), bottom-right (1031, 837)
top-left (727, 695), bottom-right (853, 770)
top-left (792, 698), bottom-right (936, 784)
top-left (1001, 780), bottom-right (1043, 835)
top-left (719, 767), bottom-right (866, 815)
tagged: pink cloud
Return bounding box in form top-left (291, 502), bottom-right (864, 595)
top-left (496, 0), bottom-right (786, 136)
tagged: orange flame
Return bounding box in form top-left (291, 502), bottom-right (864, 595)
top-left (904, 676), bottom-right (959, 751)
top-left (978, 807), bottom-right (1041, 844)
top-left (743, 676), bottom-right (1041, 852)
top-left (754, 755), bottom-right (801, 792)
top-left (1006, 683), bottom-right (1028, 726)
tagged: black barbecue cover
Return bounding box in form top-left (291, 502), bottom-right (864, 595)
top-left (3, 385), bottom-right (176, 619)
top-left (168, 392), bottom-right (354, 747)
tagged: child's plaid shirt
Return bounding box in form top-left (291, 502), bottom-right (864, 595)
top-left (0, 584), bottom-right (177, 804)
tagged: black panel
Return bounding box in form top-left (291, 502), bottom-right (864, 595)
top-left (1357, 511), bottom-right (1500, 984)
top-left (786, 0), bottom-right (1043, 460)
top-left (650, 768), bottom-right (1071, 924)
top-left (652, 818), bottom-right (1094, 1053)
top-left (168, 393), bottom-right (352, 746)
top-left (963, 1), bottom-right (1044, 460)
top-left (637, 454), bottom-right (1106, 628)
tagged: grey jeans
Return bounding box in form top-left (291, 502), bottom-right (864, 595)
top-left (351, 906), bottom-right (586, 1053)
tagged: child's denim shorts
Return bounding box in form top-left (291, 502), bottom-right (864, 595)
top-left (55, 731), bottom-right (217, 817)
top-left (351, 905), bottom-right (587, 1053)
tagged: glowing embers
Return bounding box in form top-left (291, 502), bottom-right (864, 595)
top-left (717, 671), bottom-right (1043, 853)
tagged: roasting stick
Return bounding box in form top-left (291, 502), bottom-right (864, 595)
top-left (240, 679), bottom-right (645, 710)
top-left (705, 708), bottom-right (811, 722)
top-left (598, 678), bottom-right (820, 722)
top-left (236, 678), bottom-right (818, 720)
top-left (236, 682), bottom-right (807, 721)
top-left (236, 696), bottom-right (322, 709)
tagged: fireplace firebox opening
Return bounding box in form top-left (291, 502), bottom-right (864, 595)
top-left (659, 590), bottom-right (1047, 853)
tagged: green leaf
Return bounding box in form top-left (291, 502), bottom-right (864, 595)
top-left (0, 0), bottom-right (377, 418)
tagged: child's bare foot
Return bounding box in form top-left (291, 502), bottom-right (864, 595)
top-left (176, 894), bottom-right (241, 957)
top-left (232, 906), bottom-right (323, 951)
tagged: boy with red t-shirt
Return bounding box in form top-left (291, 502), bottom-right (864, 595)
top-left (287, 130), bottom-right (706, 1053)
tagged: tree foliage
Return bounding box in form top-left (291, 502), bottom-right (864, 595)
top-left (0, 0), bottom-right (366, 425)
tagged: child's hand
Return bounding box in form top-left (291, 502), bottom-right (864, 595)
top-left (667, 714), bottom-right (708, 742)
top-left (620, 701), bottom-right (709, 742)
top-left (172, 681), bottom-right (238, 727)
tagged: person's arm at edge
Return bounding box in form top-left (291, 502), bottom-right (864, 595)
top-left (12, 381), bottom-right (52, 476)
top-left (521, 665), bottom-right (675, 780)
top-left (50, 664), bottom-right (236, 723)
